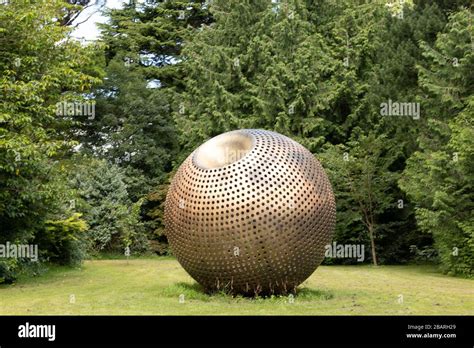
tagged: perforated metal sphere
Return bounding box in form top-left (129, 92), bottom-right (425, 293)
top-left (164, 129), bottom-right (336, 295)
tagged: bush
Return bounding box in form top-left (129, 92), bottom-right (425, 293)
top-left (40, 213), bottom-right (88, 266)
top-left (68, 156), bottom-right (148, 254)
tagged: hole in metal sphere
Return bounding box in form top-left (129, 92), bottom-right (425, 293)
top-left (193, 131), bottom-right (255, 169)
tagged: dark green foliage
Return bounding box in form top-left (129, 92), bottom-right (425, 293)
top-left (177, 0), bottom-right (343, 153)
top-left (400, 8), bottom-right (474, 276)
top-left (173, 0), bottom-right (472, 272)
top-left (1, 0), bottom-right (472, 281)
top-left (319, 133), bottom-right (402, 265)
top-left (175, 0), bottom-right (431, 265)
top-left (142, 172), bottom-right (175, 255)
top-left (77, 0), bottom-right (213, 254)
top-left (79, 58), bottom-right (177, 200)
top-left (316, 1), bottom-right (450, 266)
top-left (0, 0), bottom-right (103, 283)
top-left (67, 157), bottom-right (147, 253)
top-left (100, 0), bottom-right (212, 88)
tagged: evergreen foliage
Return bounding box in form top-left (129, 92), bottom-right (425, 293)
top-left (0, 0), bottom-right (472, 281)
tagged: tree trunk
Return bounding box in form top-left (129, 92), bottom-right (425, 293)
top-left (368, 225), bottom-right (378, 266)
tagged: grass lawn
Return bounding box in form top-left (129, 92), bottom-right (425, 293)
top-left (0, 257), bottom-right (472, 315)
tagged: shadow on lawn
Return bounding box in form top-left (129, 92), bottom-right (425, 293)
top-left (162, 281), bottom-right (334, 301)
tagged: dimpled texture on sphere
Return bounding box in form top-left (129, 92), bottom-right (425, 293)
top-left (164, 129), bottom-right (336, 295)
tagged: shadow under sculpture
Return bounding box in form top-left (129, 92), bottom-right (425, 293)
top-left (164, 129), bottom-right (336, 295)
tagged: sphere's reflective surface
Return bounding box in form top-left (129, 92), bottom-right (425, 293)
top-left (164, 129), bottom-right (336, 295)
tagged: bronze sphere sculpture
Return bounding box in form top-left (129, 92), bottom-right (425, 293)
top-left (164, 129), bottom-right (336, 295)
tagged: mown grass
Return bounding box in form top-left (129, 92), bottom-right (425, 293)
top-left (0, 258), bottom-right (472, 315)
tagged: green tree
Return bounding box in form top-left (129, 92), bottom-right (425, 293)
top-left (77, 0), bottom-right (212, 253)
top-left (326, 0), bottom-right (451, 264)
top-left (177, 0), bottom-right (432, 265)
top-left (320, 132), bottom-right (402, 266)
top-left (79, 58), bottom-right (177, 201)
top-left (100, 0), bottom-right (212, 88)
top-left (0, 0), bottom-right (103, 282)
top-left (67, 156), bottom-right (146, 253)
top-left (400, 8), bottom-right (473, 276)
top-left (177, 0), bottom-right (347, 154)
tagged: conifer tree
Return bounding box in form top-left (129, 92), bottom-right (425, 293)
top-left (400, 8), bottom-right (473, 276)
top-left (77, 1), bottom-right (212, 253)
top-left (177, 0), bottom-right (346, 154)
top-left (177, 0), bottom-right (426, 264)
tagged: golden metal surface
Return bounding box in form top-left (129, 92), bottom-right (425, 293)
top-left (164, 129), bottom-right (336, 295)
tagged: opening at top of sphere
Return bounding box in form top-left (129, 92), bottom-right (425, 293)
top-left (193, 131), bottom-right (255, 170)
